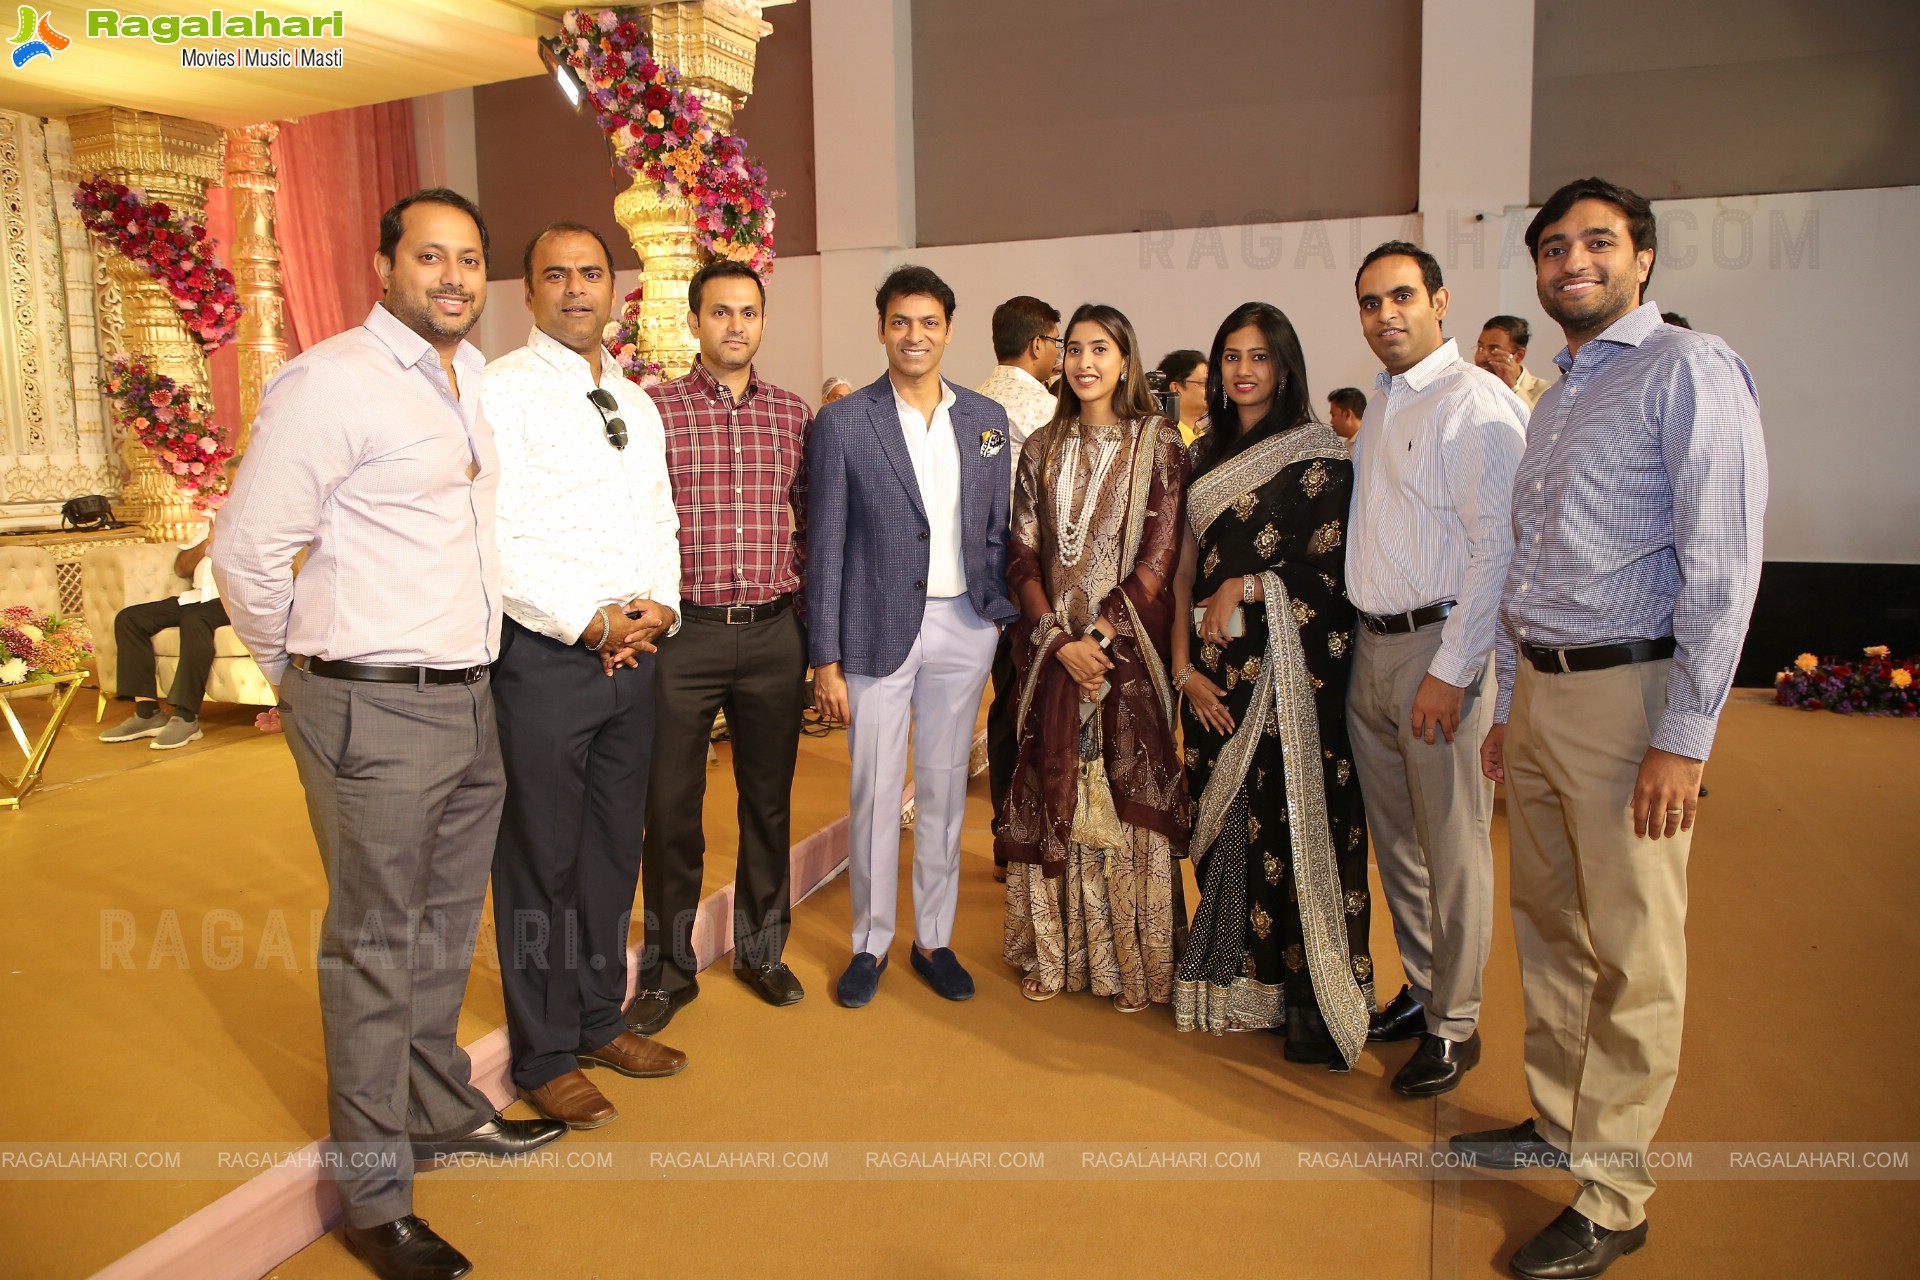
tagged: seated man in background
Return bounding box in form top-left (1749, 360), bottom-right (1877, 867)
top-left (99, 516), bottom-right (226, 750)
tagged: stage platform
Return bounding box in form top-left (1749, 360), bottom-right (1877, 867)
top-left (0, 689), bottom-right (1914, 1279)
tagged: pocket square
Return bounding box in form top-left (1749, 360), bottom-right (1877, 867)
top-left (979, 428), bottom-right (1007, 458)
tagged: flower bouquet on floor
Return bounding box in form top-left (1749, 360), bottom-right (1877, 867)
top-left (1774, 645), bottom-right (1918, 716)
top-left (0, 606), bottom-right (94, 686)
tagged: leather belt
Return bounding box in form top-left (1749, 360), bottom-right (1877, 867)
top-left (1520, 636), bottom-right (1677, 675)
top-left (293, 655), bottom-right (490, 685)
top-left (1359, 601), bottom-right (1454, 636)
top-left (681, 594), bottom-right (793, 626)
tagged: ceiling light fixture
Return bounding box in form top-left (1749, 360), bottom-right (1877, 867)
top-left (538, 35), bottom-right (585, 111)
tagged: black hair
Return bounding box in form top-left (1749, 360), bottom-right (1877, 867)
top-left (1526, 176), bottom-right (1658, 298)
top-left (1661, 311), bottom-right (1692, 330)
top-left (1356, 239), bottom-right (1443, 298)
top-left (1155, 349), bottom-right (1207, 383)
top-left (689, 258), bottom-right (766, 313)
top-left (1327, 387), bottom-right (1368, 418)
top-left (875, 264), bottom-right (957, 322)
top-left (989, 295), bottom-right (1060, 360)
top-left (1193, 302), bottom-right (1314, 479)
top-left (378, 188), bottom-right (489, 267)
top-left (520, 220), bottom-right (614, 288)
top-left (1481, 315), bottom-right (1531, 348)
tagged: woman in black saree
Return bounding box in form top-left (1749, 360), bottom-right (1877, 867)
top-left (1170, 302), bottom-right (1373, 1070)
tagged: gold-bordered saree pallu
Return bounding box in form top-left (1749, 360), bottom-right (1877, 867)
top-left (1172, 425), bottom-right (1372, 1068)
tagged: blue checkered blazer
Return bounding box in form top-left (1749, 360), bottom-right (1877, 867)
top-left (806, 372), bottom-right (1020, 677)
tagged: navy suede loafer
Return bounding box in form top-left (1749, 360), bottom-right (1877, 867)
top-left (910, 946), bottom-right (975, 1001)
top-left (836, 953), bottom-right (887, 1008)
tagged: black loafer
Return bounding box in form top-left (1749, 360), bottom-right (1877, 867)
top-left (736, 961), bottom-right (805, 1006)
top-left (626, 979), bottom-right (700, 1035)
top-left (410, 1113), bottom-right (566, 1165)
top-left (1369, 984), bottom-right (1427, 1042)
top-left (340, 1214), bottom-right (472, 1280)
top-left (1392, 1031), bottom-right (1480, 1097)
top-left (1450, 1118), bottom-right (1569, 1169)
top-left (1509, 1207), bottom-right (1648, 1278)
top-left (909, 946), bottom-right (975, 1001)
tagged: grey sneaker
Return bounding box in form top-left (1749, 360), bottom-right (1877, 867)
top-left (150, 716), bottom-right (204, 750)
top-left (100, 708), bottom-right (166, 742)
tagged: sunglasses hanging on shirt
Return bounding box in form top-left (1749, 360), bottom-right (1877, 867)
top-left (587, 387), bottom-right (628, 450)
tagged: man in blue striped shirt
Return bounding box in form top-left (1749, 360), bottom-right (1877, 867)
top-left (1452, 178), bottom-right (1767, 1280)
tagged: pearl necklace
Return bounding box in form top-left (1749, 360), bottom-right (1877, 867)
top-left (1054, 423), bottom-right (1123, 567)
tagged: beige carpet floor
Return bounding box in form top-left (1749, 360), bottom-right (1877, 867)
top-left (1, 688), bottom-right (1915, 1279)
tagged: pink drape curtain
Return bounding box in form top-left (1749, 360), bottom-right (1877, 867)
top-left (203, 186), bottom-right (242, 447)
top-left (274, 101), bottom-right (419, 349)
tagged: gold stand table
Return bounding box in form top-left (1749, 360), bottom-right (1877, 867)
top-left (1, 671), bottom-right (86, 809)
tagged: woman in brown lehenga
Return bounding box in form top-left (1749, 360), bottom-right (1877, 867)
top-left (1170, 301), bottom-right (1374, 1069)
top-left (997, 303), bottom-right (1190, 1011)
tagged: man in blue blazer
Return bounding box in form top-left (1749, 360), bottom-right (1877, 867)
top-left (808, 265), bottom-right (1021, 1008)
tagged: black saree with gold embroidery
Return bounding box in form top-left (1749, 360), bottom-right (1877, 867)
top-left (1173, 423), bottom-right (1373, 1066)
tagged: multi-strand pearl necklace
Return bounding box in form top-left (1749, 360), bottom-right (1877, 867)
top-left (1054, 423), bottom-right (1123, 567)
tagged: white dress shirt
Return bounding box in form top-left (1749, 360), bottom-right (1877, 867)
top-left (975, 363), bottom-right (1055, 498)
top-left (483, 326), bottom-right (682, 645)
top-left (176, 535), bottom-right (219, 605)
top-left (1347, 338), bottom-right (1528, 688)
top-left (892, 377), bottom-right (966, 598)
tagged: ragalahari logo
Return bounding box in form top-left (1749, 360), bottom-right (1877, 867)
top-left (9, 6), bottom-right (69, 67)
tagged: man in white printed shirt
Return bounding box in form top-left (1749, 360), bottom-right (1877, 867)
top-left (482, 221), bottom-right (687, 1131)
top-left (1346, 241), bottom-right (1527, 1097)
top-left (975, 295), bottom-right (1060, 874)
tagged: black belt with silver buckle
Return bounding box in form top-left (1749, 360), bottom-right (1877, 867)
top-left (1360, 601), bottom-right (1455, 636)
top-left (681, 594), bottom-right (793, 626)
top-left (293, 656), bottom-right (490, 685)
top-left (1519, 636), bottom-right (1677, 674)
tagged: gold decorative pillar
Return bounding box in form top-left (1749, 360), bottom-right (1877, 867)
top-left (223, 123), bottom-right (287, 456)
top-left (613, 0), bottom-right (772, 376)
top-left (66, 108), bottom-right (225, 545)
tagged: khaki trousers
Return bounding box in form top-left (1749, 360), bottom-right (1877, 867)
top-left (1505, 658), bottom-right (1690, 1230)
top-left (1346, 623), bottom-right (1495, 1040)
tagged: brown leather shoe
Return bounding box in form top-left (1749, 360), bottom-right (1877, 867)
top-left (519, 1070), bottom-right (617, 1129)
top-left (578, 1030), bottom-right (689, 1079)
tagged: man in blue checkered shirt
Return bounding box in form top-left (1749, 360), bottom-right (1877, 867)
top-left (1451, 178), bottom-right (1767, 1280)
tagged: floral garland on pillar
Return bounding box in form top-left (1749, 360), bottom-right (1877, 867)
top-left (73, 178), bottom-right (242, 509)
top-left (558, 6), bottom-right (779, 383)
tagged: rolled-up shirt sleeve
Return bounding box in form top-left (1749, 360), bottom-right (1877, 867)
top-left (210, 358), bottom-right (363, 684)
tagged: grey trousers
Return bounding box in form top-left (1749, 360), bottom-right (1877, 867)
top-left (281, 666), bottom-right (501, 1228)
top-left (1345, 622), bottom-right (1495, 1041)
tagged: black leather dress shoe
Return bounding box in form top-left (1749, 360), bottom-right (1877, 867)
top-left (410, 1113), bottom-right (566, 1165)
top-left (340, 1214), bottom-right (471, 1280)
top-left (1282, 1004), bottom-right (1351, 1072)
top-left (1392, 1031), bottom-right (1481, 1097)
top-left (1369, 984), bottom-right (1427, 1042)
top-left (1509, 1207), bottom-right (1648, 1279)
top-left (1449, 1118), bottom-right (1569, 1169)
top-left (626, 979), bottom-right (699, 1035)
top-left (737, 961), bottom-right (805, 1006)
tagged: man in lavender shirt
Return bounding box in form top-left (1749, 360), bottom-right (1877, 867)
top-left (213, 189), bottom-right (562, 1280)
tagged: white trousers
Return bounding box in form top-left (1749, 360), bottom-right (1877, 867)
top-left (844, 596), bottom-right (998, 956)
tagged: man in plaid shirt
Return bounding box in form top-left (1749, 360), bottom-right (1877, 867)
top-left (628, 259), bottom-right (814, 1035)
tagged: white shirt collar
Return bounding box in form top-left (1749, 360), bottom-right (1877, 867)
top-left (891, 376), bottom-right (958, 422)
top-left (526, 324), bottom-right (621, 386)
top-left (995, 364), bottom-right (1048, 396)
top-left (1377, 337), bottom-right (1461, 394)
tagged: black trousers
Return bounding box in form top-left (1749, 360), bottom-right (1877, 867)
top-left (985, 626), bottom-right (1018, 866)
top-left (113, 597), bottom-right (229, 715)
top-left (641, 605), bottom-right (807, 993)
top-left (490, 618), bottom-right (655, 1091)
